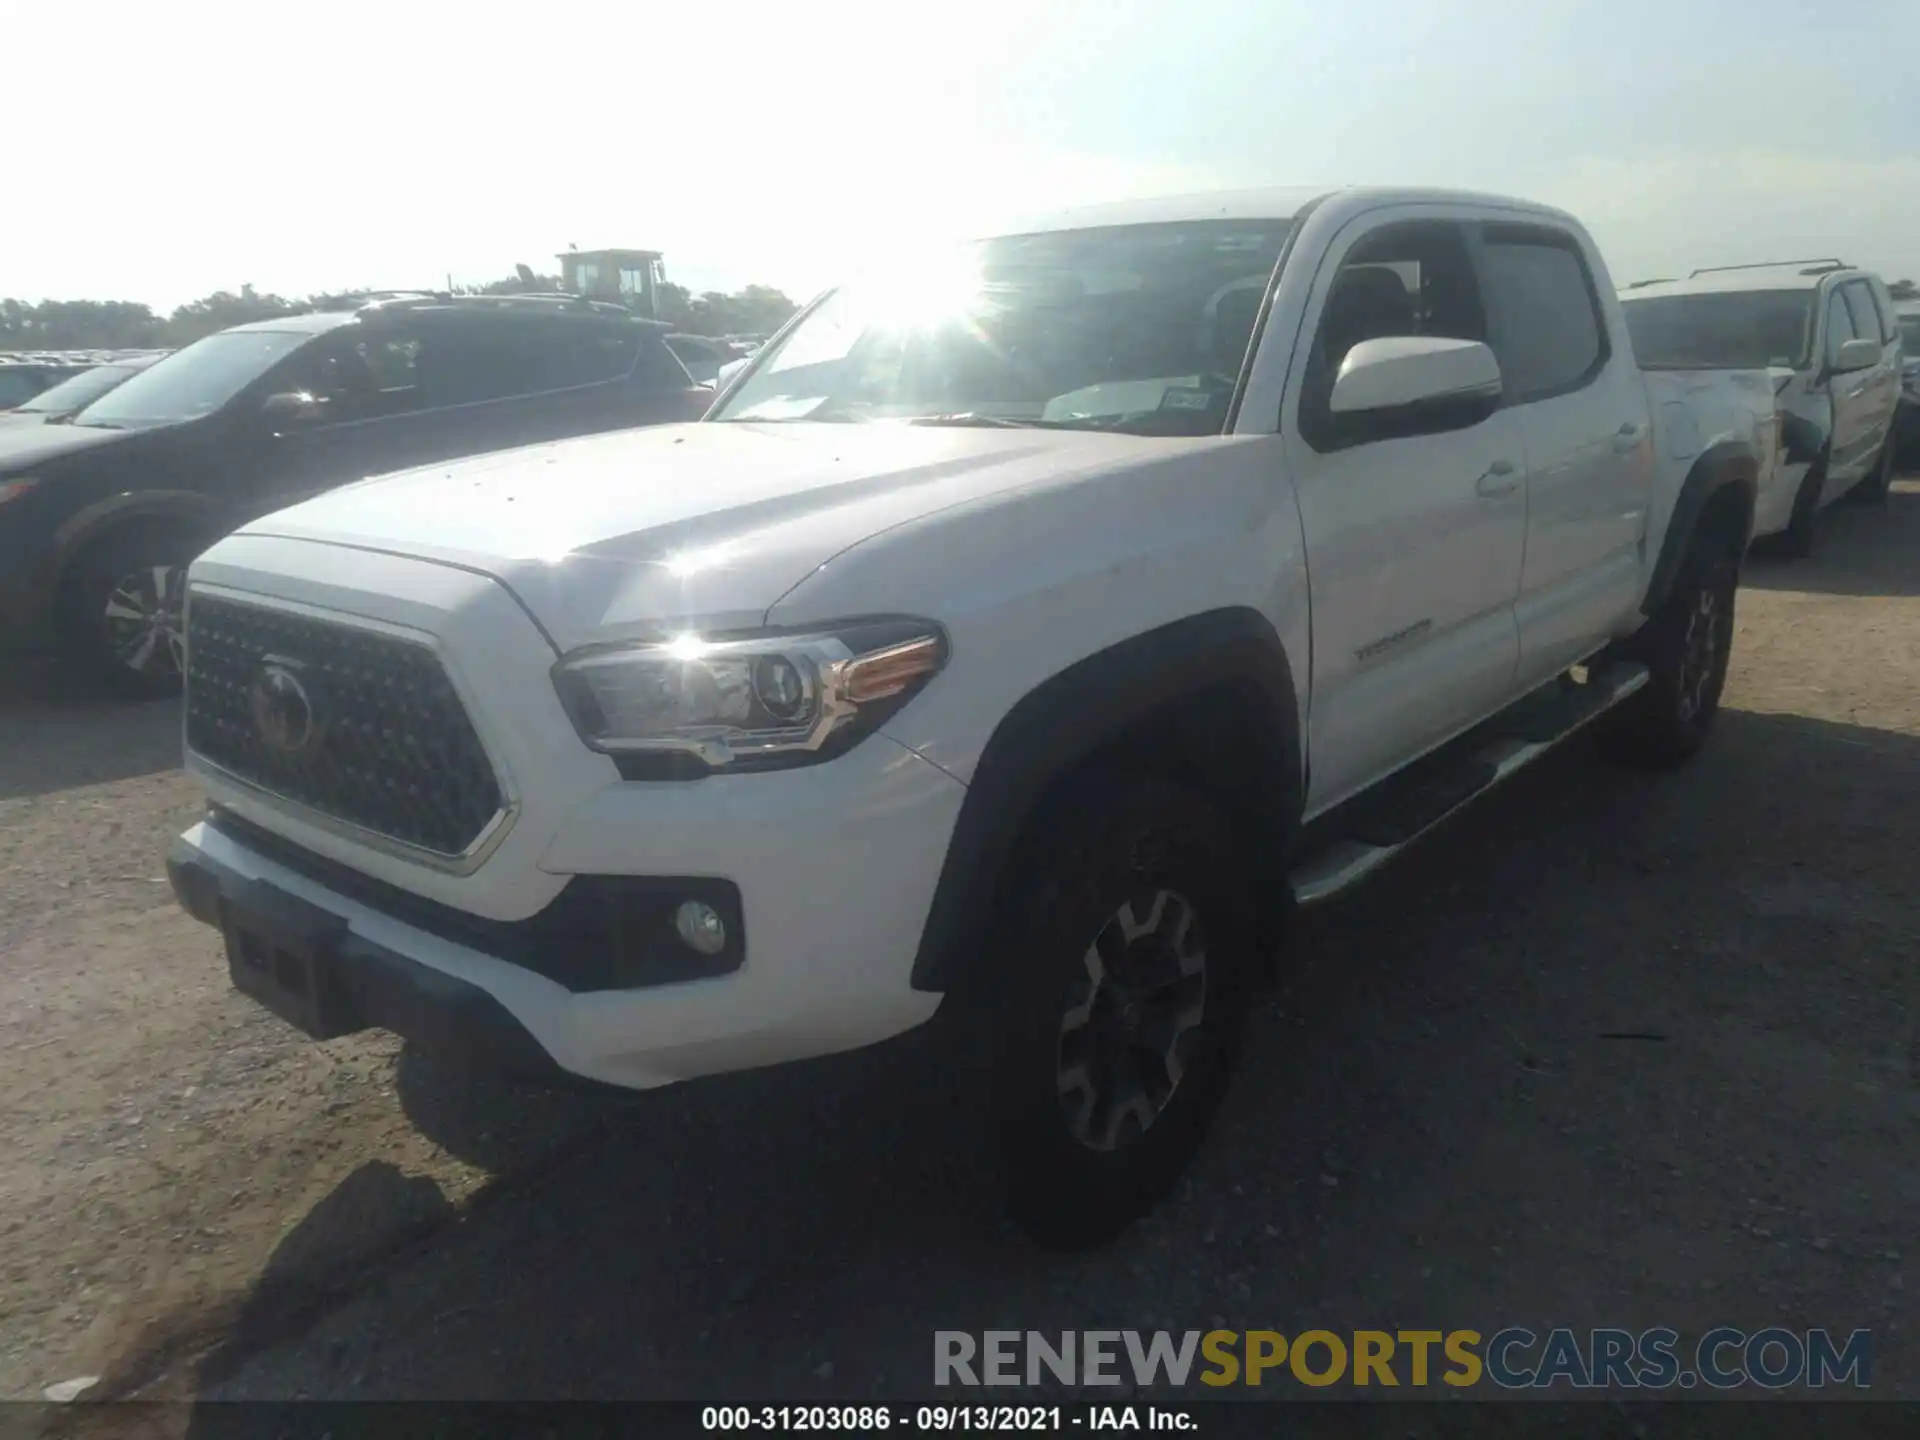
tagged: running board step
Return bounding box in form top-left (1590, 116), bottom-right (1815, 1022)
top-left (1288, 661), bottom-right (1650, 906)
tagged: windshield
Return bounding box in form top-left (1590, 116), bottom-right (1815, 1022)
top-left (71, 329), bottom-right (313, 429)
top-left (1619, 289), bottom-right (1814, 370)
top-left (17, 363), bottom-right (142, 414)
top-left (1899, 314), bottom-right (1920, 357)
top-left (712, 219), bottom-right (1293, 435)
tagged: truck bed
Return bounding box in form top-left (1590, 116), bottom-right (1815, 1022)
top-left (1640, 365), bottom-right (1786, 544)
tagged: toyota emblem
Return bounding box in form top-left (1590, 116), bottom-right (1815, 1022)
top-left (249, 659), bottom-right (316, 756)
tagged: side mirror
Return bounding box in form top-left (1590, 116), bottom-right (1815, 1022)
top-left (1830, 337), bottom-right (1881, 374)
top-left (1329, 336), bottom-right (1503, 417)
top-left (260, 390), bottom-right (326, 428)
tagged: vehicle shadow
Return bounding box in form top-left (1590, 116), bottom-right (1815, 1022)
top-left (172, 706), bottom-right (1920, 1406)
top-left (0, 650), bottom-right (183, 801)
top-left (1742, 478), bottom-right (1920, 597)
top-left (390, 1041), bottom-right (638, 1175)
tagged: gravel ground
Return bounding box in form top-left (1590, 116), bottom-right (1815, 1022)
top-left (2, 484), bottom-right (1916, 1410)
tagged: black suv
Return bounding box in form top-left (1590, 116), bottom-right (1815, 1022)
top-left (0, 294), bottom-right (711, 694)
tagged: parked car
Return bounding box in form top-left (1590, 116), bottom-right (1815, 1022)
top-left (0, 353), bottom-right (112, 411)
top-left (0, 352), bottom-right (169, 426)
top-left (0, 294), bottom-right (711, 693)
top-left (165, 186), bottom-right (1763, 1248)
top-left (1619, 260), bottom-right (1902, 555)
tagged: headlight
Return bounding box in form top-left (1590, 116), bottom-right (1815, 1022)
top-left (0, 476), bottom-right (41, 507)
top-left (551, 618), bottom-right (948, 774)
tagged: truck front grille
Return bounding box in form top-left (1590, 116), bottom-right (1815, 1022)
top-left (184, 591), bottom-right (506, 860)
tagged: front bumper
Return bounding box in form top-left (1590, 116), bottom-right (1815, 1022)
top-left (168, 834), bottom-right (571, 1082)
top-left (168, 729), bottom-right (966, 1090)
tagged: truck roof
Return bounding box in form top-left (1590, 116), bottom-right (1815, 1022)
top-left (990, 185), bottom-right (1584, 238)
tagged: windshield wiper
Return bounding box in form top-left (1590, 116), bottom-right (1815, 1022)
top-left (905, 412), bottom-right (1039, 428)
top-left (906, 412), bottom-right (1130, 430)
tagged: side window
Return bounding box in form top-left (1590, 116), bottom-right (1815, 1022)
top-left (1477, 224), bottom-right (1609, 403)
top-left (352, 335), bottom-right (424, 413)
top-left (415, 320), bottom-right (552, 408)
top-left (357, 336), bottom-right (420, 389)
top-left (275, 332), bottom-right (422, 423)
top-left (1299, 220), bottom-right (1486, 451)
top-left (1841, 283), bottom-right (1883, 349)
top-left (634, 332), bottom-right (696, 391)
top-left (572, 327), bottom-right (642, 386)
top-left (1863, 279), bottom-right (1897, 343)
top-left (511, 322), bottom-right (642, 393)
top-left (1824, 288), bottom-right (1858, 363)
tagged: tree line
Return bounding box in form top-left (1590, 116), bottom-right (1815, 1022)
top-left (8, 273), bottom-right (1913, 356)
top-left (0, 275), bottom-right (799, 354)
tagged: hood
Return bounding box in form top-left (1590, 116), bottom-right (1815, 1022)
top-left (242, 420), bottom-right (1163, 652)
top-left (0, 418), bottom-right (133, 468)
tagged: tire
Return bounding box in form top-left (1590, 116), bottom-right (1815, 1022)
top-left (56, 524), bottom-right (202, 698)
top-left (1600, 534), bottom-right (1738, 770)
top-left (1778, 459), bottom-right (1824, 559)
top-left (1847, 434), bottom-right (1895, 506)
top-left (969, 776), bottom-right (1260, 1250)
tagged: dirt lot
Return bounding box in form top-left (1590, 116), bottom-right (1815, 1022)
top-left (2, 485), bottom-right (1916, 1408)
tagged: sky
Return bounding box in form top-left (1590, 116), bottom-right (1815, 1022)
top-left (8, 0), bottom-right (1919, 311)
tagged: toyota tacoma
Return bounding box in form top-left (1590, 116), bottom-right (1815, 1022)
top-left (166, 187), bottom-right (1767, 1247)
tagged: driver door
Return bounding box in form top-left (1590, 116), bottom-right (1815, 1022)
top-left (1280, 211), bottom-right (1528, 815)
top-left (239, 330), bottom-right (425, 521)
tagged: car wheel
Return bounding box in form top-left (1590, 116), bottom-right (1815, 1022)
top-left (58, 526), bottom-right (200, 698)
top-left (976, 777), bottom-right (1259, 1250)
top-left (1601, 534), bottom-right (1738, 770)
top-left (1778, 459), bottom-right (1824, 559)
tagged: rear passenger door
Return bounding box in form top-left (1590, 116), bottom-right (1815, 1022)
top-left (1475, 222), bottom-right (1653, 688)
top-left (385, 315), bottom-right (709, 468)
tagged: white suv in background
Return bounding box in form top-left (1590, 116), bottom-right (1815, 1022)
top-left (1620, 260), bottom-right (1902, 555)
top-left (1895, 299), bottom-right (1920, 465)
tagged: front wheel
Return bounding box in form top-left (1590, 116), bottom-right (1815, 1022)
top-left (1600, 538), bottom-right (1738, 770)
top-left (974, 777), bottom-right (1260, 1250)
top-left (57, 526), bottom-right (201, 698)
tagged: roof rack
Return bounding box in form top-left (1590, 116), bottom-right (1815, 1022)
top-left (456, 292), bottom-right (636, 318)
top-left (351, 291), bottom-right (637, 320)
top-left (354, 290), bottom-right (454, 312)
top-left (1625, 278), bottom-right (1677, 289)
top-left (1689, 259), bottom-right (1848, 278)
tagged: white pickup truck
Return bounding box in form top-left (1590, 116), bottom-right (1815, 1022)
top-left (166, 186), bottom-right (1768, 1249)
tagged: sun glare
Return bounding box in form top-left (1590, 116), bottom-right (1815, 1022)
top-left (862, 250), bottom-right (984, 330)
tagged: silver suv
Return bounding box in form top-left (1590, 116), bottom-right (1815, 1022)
top-left (1621, 259), bottom-right (1902, 556)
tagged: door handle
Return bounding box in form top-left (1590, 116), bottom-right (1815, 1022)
top-left (1612, 422), bottom-right (1644, 453)
top-left (1476, 459), bottom-right (1521, 497)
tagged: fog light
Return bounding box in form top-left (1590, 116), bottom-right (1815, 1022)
top-left (674, 899), bottom-right (728, 956)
